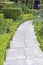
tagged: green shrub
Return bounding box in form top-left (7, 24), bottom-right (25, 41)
top-left (3, 2), bottom-right (15, 8)
top-left (3, 2), bottom-right (22, 9)
top-left (0, 8), bottom-right (3, 13)
top-left (26, 9), bottom-right (37, 15)
top-left (38, 9), bottom-right (43, 17)
top-left (0, 34), bottom-right (11, 65)
top-left (3, 8), bottom-right (22, 20)
top-left (0, 3), bottom-right (3, 13)
top-left (21, 4), bottom-right (28, 14)
top-left (27, 4), bottom-right (32, 9)
top-left (0, 13), bottom-right (4, 19)
top-left (33, 17), bottom-right (43, 50)
top-left (18, 14), bottom-right (34, 21)
top-left (0, 18), bottom-right (13, 34)
top-left (26, 9), bottom-right (33, 14)
top-left (35, 23), bottom-right (43, 36)
top-left (0, 14), bottom-right (4, 34)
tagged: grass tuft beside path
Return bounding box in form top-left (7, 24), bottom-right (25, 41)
top-left (33, 17), bottom-right (43, 51)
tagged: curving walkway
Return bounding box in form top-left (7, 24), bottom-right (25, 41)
top-left (4, 20), bottom-right (43, 65)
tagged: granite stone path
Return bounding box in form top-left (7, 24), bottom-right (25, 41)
top-left (4, 20), bottom-right (43, 65)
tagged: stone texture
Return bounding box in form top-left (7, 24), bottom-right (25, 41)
top-left (6, 48), bottom-right (26, 60)
top-left (10, 40), bottom-right (26, 48)
top-left (4, 60), bottom-right (25, 65)
top-left (26, 58), bottom-right (43, 65)
top-left (24, 47), bottom-right (43, 58)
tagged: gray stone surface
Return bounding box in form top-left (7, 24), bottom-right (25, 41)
top-left (25, 39), bottom-right (40, 47)
top-left (6, 48), bottom-right (26, 60)
top-left (4, 20), bottom-right (43, 65)
top-left (4, 60), bottom-right (25, 65)
top-left (24, 47), bottom-right (43, 58)
top-left (26, 58), bottom-right (43, 65)
top-left (10, 40), bottom-right (26, 48)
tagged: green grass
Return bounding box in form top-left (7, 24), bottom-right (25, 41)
top-left (0, 14), bottom-right (34, 65)
top-left (33, 17), bottom-right (43, 51)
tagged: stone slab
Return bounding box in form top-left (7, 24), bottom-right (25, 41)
top-left (6, 48), bottom-right (26, 60)
top-left (4, 60), bottom-right (25, 65)
top-left (24, 47), bottom-right (43, 58)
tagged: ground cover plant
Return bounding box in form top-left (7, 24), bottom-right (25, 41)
top-left (33, 17), bottom-right (43, 50)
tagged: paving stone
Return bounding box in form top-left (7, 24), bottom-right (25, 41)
top-left (12, 30), bottom-right (25, 40)
top-left (15, 30), bottom-right (25, 35)
top-left (10, 40), bottom-right (26, 48)
top-left (6, 48), bottom-right (26, 60)
top-left (25, 59), bottom-right (33, 65)
top-left (25, 31), bottom-right (35, 37)
top-left (12, 34), bottom-right (25, 40)
top-left (24, 47), bottom-right (43, 58)
top-left (25, 58), bottom-right (43, 65)
top-left (4, 60), bottom-right (25, 65)
top-left (25, 39), bottom-right (40, 47)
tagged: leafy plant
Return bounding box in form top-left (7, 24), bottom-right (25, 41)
top-left (33, 17), bottom-right (43, 50)
top-left (3, 8), bottom-right (22, 20)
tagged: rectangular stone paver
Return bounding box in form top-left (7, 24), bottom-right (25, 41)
top-left (10, 40), bottom-right (26, 48)
top-left (4, 60), bottom-right (25, 65)
top-left (6, 48), bottom-right (26, 60)
top-left (25, 34), bottom-right (36, 41)
top-left (13, 34), bottom-right (25, 40)
top-left (24, 47), bottom-right (43, 58)
top-left (12, 30), bottom-right (25, 40)
top-left (25, 39), bottom-right (40, 47)
top-left (4, 20), bottom-right (43, 65)
top-left (15, 30), bottom-right (24, 35)
top-left (25, 58), bottom-right (43, 65)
